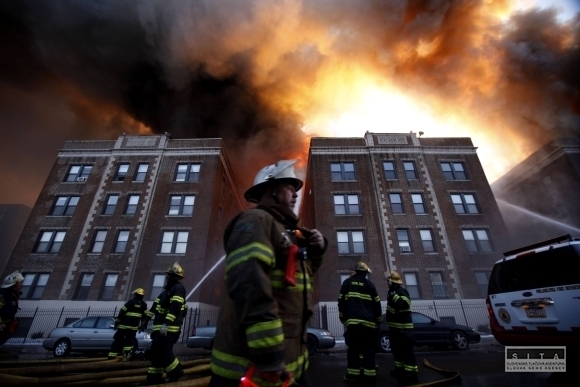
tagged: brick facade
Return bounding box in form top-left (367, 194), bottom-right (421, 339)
top-left (301, 132), bottom-right (509, 302)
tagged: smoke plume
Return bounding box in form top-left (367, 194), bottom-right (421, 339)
top-left (0, 0), bottom-right (578, 206)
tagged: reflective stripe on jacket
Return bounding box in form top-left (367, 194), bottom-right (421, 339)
top-left (338, 272), bottom-right (382, 329)
top-left (115, 297), bottom-right (147, 331)
top-left (146, 282), bottom-right (187, 333)
top-left (386, 285), bottom-right (413, 329)
top-left (210, 203), bottom-right (326, 383)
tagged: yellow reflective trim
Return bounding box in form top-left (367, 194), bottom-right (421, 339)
top-left (226, 242), bottom-right (274, 272)
top-left (344, 292), bottom-right (372, 301)
top-left (211, 348), bottom-right (250, 379)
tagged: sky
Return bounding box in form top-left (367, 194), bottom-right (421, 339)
top-left (0, 0), bottom-right (579, 208)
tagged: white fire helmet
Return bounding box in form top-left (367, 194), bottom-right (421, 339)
top-left (244, 160), bottom-right (303, 203)
top-left (2, 271), bottom-right (24, 288)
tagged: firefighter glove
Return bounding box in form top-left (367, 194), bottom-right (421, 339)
top-left (160, 324), bottom-right (168, 337)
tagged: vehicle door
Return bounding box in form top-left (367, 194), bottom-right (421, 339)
top-left (412, 312), bottom-right (438, 344)
top-left (89, 317), bottom-right (116, 350)
top-left (488, 244), bottom-right (580, 334)
top-left (70, 317), bottom-right (99, 350)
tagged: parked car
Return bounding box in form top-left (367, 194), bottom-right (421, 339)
top-left (377, 312), bottom-right (480, 352)
top-left (42, 316), bottom-right (152, 357)
top-left (486, 234), bottom-right (580, 346)
top-left (187, 325), bottom-right (335, 355)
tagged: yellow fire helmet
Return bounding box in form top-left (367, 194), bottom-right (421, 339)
top-left (387, 270), bottom-right (403, 284)
top-left (132, 288), bottom-right (145, 296)
top-left (353, 261), bottom-right (372, 273)
top-left (166, 262), bottom-right (184, 278)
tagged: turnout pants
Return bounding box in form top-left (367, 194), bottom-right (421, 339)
top-left (389, 328), bottom-right (418, 376)
top-left (344, 325), bottom-right (378, 381)
top-left (146, 331), bottom-right (183, 383)
top-left (108, 328), bottom-right (136, 359)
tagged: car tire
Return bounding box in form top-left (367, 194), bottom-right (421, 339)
top-left (450, 331), bottom-right (469, 350)
top-left (53, 338), bottom-right (71, 357)
top-left (379, 333), bottom-right (391, 353)
top-left (307, 334), bottom-right (318, 356)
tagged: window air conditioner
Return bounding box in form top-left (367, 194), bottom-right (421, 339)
top-left (401, 246), bottom-right (411, 252)
top-left (76, 177), bottom-right (87, 182)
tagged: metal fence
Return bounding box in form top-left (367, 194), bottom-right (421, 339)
top-left (310, 299), bottom-right (490, 339)
top-left (7, 306), bottom-right (220, 346)
top-left (7, 300), bottom-right (489, 346)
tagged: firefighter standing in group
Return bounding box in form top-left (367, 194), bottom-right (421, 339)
top-left (108, 287), bottom-right (147, 361)
top-left (208, 159), bottom-right (328, 387)
top-left (0, 271), bottom-right (24, 345)
top-left (338, 262), bottom-right (382, 386)
top-left (386, 271), bottom-right (419, 386)
top-left (141, 263), bottom-right (187, 384)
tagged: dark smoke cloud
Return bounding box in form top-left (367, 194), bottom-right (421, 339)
top-left (0, 0), bottom-right (578, 207)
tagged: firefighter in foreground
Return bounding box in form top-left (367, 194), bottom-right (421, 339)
top-left (386, 271), bottom-right (419, 386)
top-left (108, 287), bottom-right (147, 361)
top-left (141, 263), bottom-right (187, 384)
top-left (208, 159), bottom-right (327, 387)
top-left (0, 271), bottom-right (24, 345)
top-left (338, 262), bottom-right (382, 386)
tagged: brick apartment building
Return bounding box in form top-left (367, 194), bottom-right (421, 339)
top-left (3, 134), bottom-right (244, 308)
top-left (491, 137), bottom-right (580, 250)
top-left (301, 132), bottom-right (509, 302)
top-left (4, 131), bottom-right (509, 312)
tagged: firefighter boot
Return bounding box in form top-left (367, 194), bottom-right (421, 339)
top-left (167, 365), bottom-right (184, 382)
top-left (122, 353), bottom-right (128, 362)
top-left (399, 372), bottom-right (419, 386)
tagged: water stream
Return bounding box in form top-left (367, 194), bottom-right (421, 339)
top-left (496, 199), bottom-right (580, 234)
top-left (186, 254), bottom-right (226, 301)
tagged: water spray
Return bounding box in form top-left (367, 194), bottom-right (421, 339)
top-left (497, 199), bottom-right (580, 234)
top-left (186, 254), bottom-right (226, 301)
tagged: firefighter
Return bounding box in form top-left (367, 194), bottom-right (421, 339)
top-left (208, 159), bottom-right (327, 387)
top-left (386, 271), bottom-right (419, 386)
top-left (141, 263), bottom-right (187, 384)
top-left (338, 262), bottom-right (382, 386)
top-left (108, 287), bottom-right (148, 361)
top-left (0, 271), bottom-right (24, 345)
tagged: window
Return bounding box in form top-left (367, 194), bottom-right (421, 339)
top-left (330, 162), bottom-right (356, 181)
top-left (114, 163), bottom-right (130, 181)
top-left (124, 195), bottom-right (140, 215)
top-left (160, 231), bottom-right (189, 254)
top-left (34, 231), bottom-right (66, 253)
top-left (100, 274), bottom-right (118, 300)
top-left (65, 165), bottom-right (92, 182)
top-left (21, 273), bottom-right (49, 299)
top-left (462, 229), bottom-right (493, 252)
top-left (383, 161), bottom-right (397, 179)
top-left (411, 193), bottom-right (426, 214)
top-left (90, 230), bottom-right (107, 253)
top-left (430, 272), bottom-right (448, 298)
top-left (404, 273), bottom-right (421, 299)
top-left (336, 231), bottom-right (365, 254)
top-left (340, 274), bottom-right (350, 286)
top-left (475, 271), bottom-right (490, 297)
top-left (168, 195), bottom-right (195, 216)
top-left (134, 163), bottom-right (149, 182)
top-left (397, 229), bottom-right (412, 253)
top-left (175, 163), bottom-right (201, 182)
top-left (333, 194), bottom-right (360, 215)
top-left (420, 229), bottom-right (436, 252)
top-left (390, 193), bottom-right (404, 214)
top-left (403, 161), bottom-right (418, 179)
top-left (75, 273), bottom-right (94, 300)
top-left (50, 196), bottom-right (80, 216)
top-left (103, 194), bottom-right (119, 215)
top-left (441, 162), bottom-right (467, 180)
top-left (113, 230), bottom-right (130, 253)
top-left (150, 274), bottom-right (165, 300)
top-left (451, 193), bottom-right (480, 214)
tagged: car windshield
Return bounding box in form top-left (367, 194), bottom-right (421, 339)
top-left (488, 244), bottom-right (580, 294)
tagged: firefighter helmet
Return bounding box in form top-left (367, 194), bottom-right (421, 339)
top-left (353, 262), bottom-right (372, 273)
top-left (166, 262), bottom-right (184, 278)
top-left (387, 270), bottom-right (403, 284)
top-left (133, 288), bottom-right (145, 296)
top-left (2, 271), bottom-right (24, 288)
top-left (244, 160), bottom-right (303, 203)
